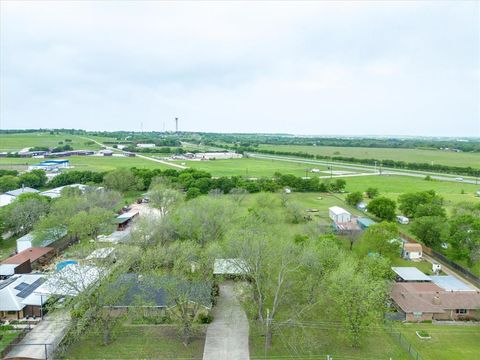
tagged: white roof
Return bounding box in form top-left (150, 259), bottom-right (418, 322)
top-left (116, 211), bottom-right (139, 220)
top-left (5, 187), bottom-right (39, 197)
top-left (0, 194), bottom-right (15, 207)
top-left (35, 264), bottom-right (104, 297)
top-left (429, 275), bottom-right (475, 292)
top-left (391, 267), bottom-right (431, 281)
top-left (329, 206), bottom-right (350, 215)
top-left (0, 264), bottom-right (18, 276)
top-left (86, 247), bottom-right (115, 260)
top-left (0, 274), bottom-right (47, 311)
top-left (97, 231), bottom-right (131, 244)
top-left (213, 259), bottom-right (247, 275)
top-left (40, 184), bottom-right (87, 199)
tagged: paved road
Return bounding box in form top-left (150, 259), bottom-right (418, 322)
top-left (203, 282), bottom-right (250, 360)
top-left (5, 310), bottom-right (70, 360)
top-left (248, 153), bottom-right (480, 184)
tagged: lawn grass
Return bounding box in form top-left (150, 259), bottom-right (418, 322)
top-left (0, 133), bottom-right (116, 152)
top-left (63, 325), bottom-right (205, 359)
top-left (395, 323), bottom-right (480, 360)
top-left (0, 235), bottom-right (18, 262)
top-left (249, 322), bottom-right (410, 360)
top-left (171, 158), bottom-right (329, 177)
top-left (259, 144), bottom-right (480, 169)
top-left (0, 330), bottom-right (22, 354)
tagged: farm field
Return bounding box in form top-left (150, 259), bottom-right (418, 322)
top-left (0, 133), bottom-right (117, 152)
top-left (394, 323), bottom-right (480, 360)
top-left (0, 155), bottom-right (172, 172)
top-left (259, 144), bottom-right (480, 168)
top-left (63, 325), bottom-right (206, 359)
top-left (171, 158), bottom-right (330, 177)
top-left (339, 174), bottom-right (480, 211)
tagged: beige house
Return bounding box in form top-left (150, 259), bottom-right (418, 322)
top-left (402, 243), bottom-right (423, 261)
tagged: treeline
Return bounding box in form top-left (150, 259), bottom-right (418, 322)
top-left (223, 146), bottom-right (480, 177)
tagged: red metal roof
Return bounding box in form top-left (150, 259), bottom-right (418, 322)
top-left (1, 247), bottom-right (54, 265)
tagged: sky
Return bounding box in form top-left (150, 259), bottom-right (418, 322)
top-left (0, 1), bottom-right (479, 136)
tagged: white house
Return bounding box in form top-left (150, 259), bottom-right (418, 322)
top-left (402, 243), bottom-right (423, 261)
top-left (0, 187), bottom-right (39, 208)
top-left (328, 206), bottom-right (351, 223)
top-left (137, 143), bottom-right (156, 148)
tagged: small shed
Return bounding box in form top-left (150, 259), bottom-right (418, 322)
top-left (328, 206), bottom-right (351, 223)
top-left (403, 243), bottom-right (423, 261)
top-left (357, 217), bottom-right (376, 230)
top-left (115, 211), bottom-right (139, 230)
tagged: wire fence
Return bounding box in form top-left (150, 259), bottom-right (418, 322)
top-left (384, 323), bottom-right (424, 360)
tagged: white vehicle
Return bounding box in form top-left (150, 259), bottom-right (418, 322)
top-left (455, 177), bottom-right (464, 182)
top-left (396, 215), bottom-right (409, 225)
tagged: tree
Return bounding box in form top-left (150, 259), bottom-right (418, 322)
top-left (2, 194), bottom-right (50, 235)
top-left (398, 190), bottom-right (443, 218)
top-left (103, 168), bottom-right (143, 192)
top-left (449, 214), bottom-right (480, 267)
top-left (130, 214), bottom-right (163, 251)
top-left (0, 175), bottom-right (20, 193)
top-left (284, 201), bottom-right (306, 224)
top-left (185, 187), bottom-right (201, 200)
top-left (414, 203), bottom-right (446, 218)
top-left (361, 222), bottom-right (400, 258)
top-left (367, 197), bottom-right (396, 221)
top-left (18, 170), bottom-right (47, 188)
top-left (345, 192), bottom-right (363, 207)
top-left (411, 216), bottom-right (448, 248)
top-left (147, 185), bottom-right (183, 217)
top-left (229, 188), bottom-right (248, 205)
top-left (68, 207), bottom-right (113, 239)
top-left (325, 260), bottom-right (388, 347)
top-left (329, 179), bottom-right (346, 192)
top-left (365, 187), bottom-right (379, 199)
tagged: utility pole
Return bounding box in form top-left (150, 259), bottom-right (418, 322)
top-left (175, 117), bottom-right (179, 133)
top-left (374, 160), bottom-right (378, 173)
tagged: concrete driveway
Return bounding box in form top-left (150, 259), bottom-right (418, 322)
top-left (5, 310), bottom-right (70, 360)
top-left (203, 282), bottom-right (250, 360)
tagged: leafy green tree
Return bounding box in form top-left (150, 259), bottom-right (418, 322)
top-left (329, 179), bottom-right (346, 192)
top-left (69, 207), bottom-right (113, 239)
top-left (361, 222), bottom-right (399, 258)
top-left (185, 187), bottom-right (201, 200)
top-left (414, 203), bottom-right (446, 218)
top-left (367, 196), bottom-right (396, 221)
top-left (284, 201), bottom-right (306, 224)
top-left (398, 190), bottom-right (443, 218)
top-left (365, 187), bottom-right (379, 199)
top-left (103, 168), bottom-right (143, 192)
top-left (345, 192), bottom-right (363, 207)
top-left (0, 175), bottom-right (20, 193)
top-left (18, 170), bottom-right (47, 188)
top-left (147, 185), bottom-right (183, 217)
top-left (325, 260), bottom-right (388, 347)
top-left (411, 216), bottom-right (448, 248)
top-left (2, 194), bottom-right (50, 235)
top-left (448, 214), bottom-right (480, 267)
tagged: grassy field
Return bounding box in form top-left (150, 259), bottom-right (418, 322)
top-left (394, 323), bottom-right (480, 360)
top-left (63, 325), bottom-right (205, 359)
top-left (171, 158), bottom-right (329, 177)
top-left (249, 321), bottom-right (410, 360)
top-left (259, 144), bottom-right (480, 168)
top-left (0, 133), bottom-right (117, 152)
top-left (0, 155), bottom-right (172, 172)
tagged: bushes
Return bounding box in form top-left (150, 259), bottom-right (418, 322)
top-left (198, 313), bottom-right (213, 324)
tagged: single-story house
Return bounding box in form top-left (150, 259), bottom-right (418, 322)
top-left (40, 184), bottom-right (88, 199)
top-left (391, 267), bottom-right (431, 282)
top-left (391, 282), bottom-right (480, 322)
top-left (0, 274), bottom-right (49, 320)
top-left (402, 243), bottom-right (423, 261)
top-left (0, 187), bottom-right (39, 207)
top-left (329, 206), bottom-right (351, 223)
top-left (35, 264), bottom-right (104, 297)
top-left (109, 274), bottom-right (212, 318)
top-left (357, 217), bottom-right (376, 230)
top-left (213, 259), bottom-right (247, 277)
top-left (0, 247), bottom-right (55, 278)
top-left (115, 211), bottom-right (139, 230)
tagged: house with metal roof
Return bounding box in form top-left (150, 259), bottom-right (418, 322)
top-left (0, 274), bottom-right (49, 320)
top-left (28, 159), bottom-right (69, 171)
top-left (0, 187), bottom-right (39, 208)
top-left (115, 211), bottom-right (139, 230)
top-left (356, 217), bottom-right (376, 230)
top-left (391, 267), bottom-right (431, 282)
top-left (0, 247), bottom-right (55, 279)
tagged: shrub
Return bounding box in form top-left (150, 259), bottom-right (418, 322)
top-left (198, 313), bottom-right (213, 324)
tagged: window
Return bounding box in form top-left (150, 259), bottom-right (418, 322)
top-left (455, 309), bottom-right (467, 314)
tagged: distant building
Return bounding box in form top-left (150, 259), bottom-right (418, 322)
top-left (99, 150), bottom-right (113, 156)
top-left (28, 159), bottom-right (69, 171)
top-left (194, 152), bottom-right (242, 160)
top-left (328, 206), bottom-right (351, 223)
top-left (0, 187), bottom-right (39, 207)
top-left (137, 143), bottom-right (156, 148)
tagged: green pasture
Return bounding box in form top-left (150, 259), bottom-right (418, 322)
top-left (171, 158), bottom-right (329, 177)
top-left (259, 144), bottom-right (480, 169)
top-left (0, 133), bottom-right (116, 152)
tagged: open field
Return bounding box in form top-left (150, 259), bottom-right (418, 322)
top-left (0, 133), bottom-right (117, 152)
top-left (171, 158), bottom-right (329, 177)
top-left (259, 144), bottom-right (480, 168)
top-left (339, 175), bottom-right (480, 211)
top-left (64, 325), bottom-right (205, 359)
top-left (394, 323), bottom-right (480, 360)
top-left (0, 155), bottom-right (171, 172)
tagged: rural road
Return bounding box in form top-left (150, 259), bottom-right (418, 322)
top-left (248, 153), bottom-right (480, 185)
top-left (203, 282), bottom-right (250, 360)
top-left (5, 310), bottom-right (70, 360)
top-left (84, 137), bottom-right (187, 169)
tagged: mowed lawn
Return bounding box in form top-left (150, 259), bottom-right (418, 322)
top-left (259, 144), bottom-right (480, 168)
top-left (64, 325), bottom-right (206, 359)
top-left (171, 158), bottom-right (329, 177)
top-left (0, 133), bottom-right (116, 152)
top-left (396, 323), bottom-right (480, 360)
top-left (0, 155), bottom-right (172, 172)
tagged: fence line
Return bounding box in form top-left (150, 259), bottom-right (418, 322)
top-left (384, 323), bottom-right (423, 360)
